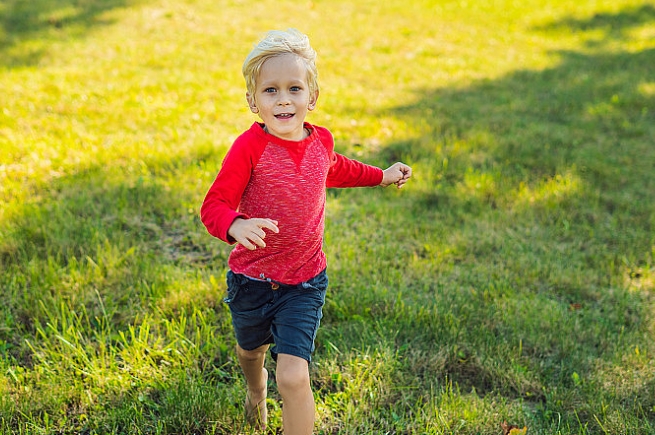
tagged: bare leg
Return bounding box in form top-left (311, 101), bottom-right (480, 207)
top-left (276, 353), bottom-right (315, 435)
top-left (236, 344), bottom-right (269, 430)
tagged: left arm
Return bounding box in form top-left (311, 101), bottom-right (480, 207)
top-left (319, 127), bottom-right (411, 189)
top-left (326, 152), bottom-right (384, 188)
top-left (326, 153), bottom-right (412, 189)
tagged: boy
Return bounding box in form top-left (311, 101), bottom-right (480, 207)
top-left (200, 28), bottom-right (411, 434)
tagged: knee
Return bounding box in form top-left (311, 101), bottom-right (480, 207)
top-left (237, 344), bottom-right (267, 362)
top-left (276, 360), bottom-right (310, 394)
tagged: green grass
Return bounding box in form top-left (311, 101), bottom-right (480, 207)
top-left (1, 0), bottom-right (654, 433)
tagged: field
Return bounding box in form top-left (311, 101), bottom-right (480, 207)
top-left (1, 0), bottom-right (654, 433)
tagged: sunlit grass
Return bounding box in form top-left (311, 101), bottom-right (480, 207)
top-left (2, 0), bottom-right (655, 433)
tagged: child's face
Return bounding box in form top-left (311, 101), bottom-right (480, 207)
top-left (247, 53), bottom-right (318, 141)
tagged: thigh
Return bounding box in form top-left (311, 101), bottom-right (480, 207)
top-left (225, 271), bottom-right (276, 350)
top-left (271, 271), bottom-right (328, 361)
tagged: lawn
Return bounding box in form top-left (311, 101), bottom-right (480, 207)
top-left (1, 0), bottom-right (654, 434)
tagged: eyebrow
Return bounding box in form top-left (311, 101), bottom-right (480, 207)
top-left (258, 79), bottom-right (306, 90)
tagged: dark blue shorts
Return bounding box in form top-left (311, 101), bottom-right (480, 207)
top-left (224, 269), bottom-right (328, 362)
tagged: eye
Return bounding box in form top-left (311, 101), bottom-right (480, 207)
top-left (263, 87), bottom-right (277, 93)
top-left (290, 86), bottom-right (302, 92)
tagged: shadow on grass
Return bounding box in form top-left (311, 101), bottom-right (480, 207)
top-left (0, 0), bottom-right (145, 67)
top-left (1, 2), bottom-right (654, 433)
top-left (382, 4), bottom-right (654, 278)
top-left (322, 2), bottom-right (655, 418)
top-left (0, 145), bottom-right (230, 356)
top-left (535, 3), bottom-right (655, 38)
top-left (0, 142), bottom-right (243, 432)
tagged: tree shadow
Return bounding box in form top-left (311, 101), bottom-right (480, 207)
top-left (384, 4), bottom-right (654, 254)
top-left (0, 0), bottom-right (144, 67)
top-left (340, 1), bottom-right (655, 416)
top-left (535, 3), bottom-right (655, 41)
top-left (0, 145), bottom-right (231, 361)
top-left (2, 2), bottom-right (654, 432)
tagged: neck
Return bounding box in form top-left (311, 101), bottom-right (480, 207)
top-left (262, 124), bottom-right (311, 140)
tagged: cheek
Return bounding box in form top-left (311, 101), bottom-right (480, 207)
top-left (255, 99), bottom-right (272, 112)
top-left (296, 96), bottom-right (311, 107)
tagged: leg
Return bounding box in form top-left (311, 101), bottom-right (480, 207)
top-left (276, 353), bottom-right (315, 435)
top-left (236, 344), bottom-right (269, 430)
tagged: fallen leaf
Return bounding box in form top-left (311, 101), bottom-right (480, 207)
top-left (501, 421), bottom-right (527, 435)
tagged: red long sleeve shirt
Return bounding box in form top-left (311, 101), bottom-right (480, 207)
top-left (200, 122), bottom-right (383, 285)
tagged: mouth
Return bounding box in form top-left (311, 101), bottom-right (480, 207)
top-left (275, 113), bottom-right (294, 119)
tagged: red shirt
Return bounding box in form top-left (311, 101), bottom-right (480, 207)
top-left (201, 122), bottom-right (383, 284)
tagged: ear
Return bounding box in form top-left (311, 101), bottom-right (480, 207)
top-left (308, 89), bottom-right (319, 111)
top-left (246, 93), bottom-right (259, 113)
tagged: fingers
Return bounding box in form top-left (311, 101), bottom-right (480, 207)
top-left (246, 219), bottom-right (279, 250)
top-left (395, 178), bottom-right (409, 188)
top-left (399, 163), bottom-right (412, 178)
top-left (230, 218), bottom-right (279, 250)
top-left (392, 162), bottom-right (412, 188)
top-left (239, 229), bottom-right (267, 251)
top-left (258, 218), bottom-right (279, 234)
top-left (236, 236), bottom-right (258, 251)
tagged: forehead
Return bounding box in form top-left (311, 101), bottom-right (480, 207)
top-left (258, 53), bottom-right (308, 83)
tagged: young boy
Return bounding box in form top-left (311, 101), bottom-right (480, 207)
top-left (200, 29), bottom-right (411, 434)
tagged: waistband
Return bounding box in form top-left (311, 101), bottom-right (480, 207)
top-left (240, 269), bottom-right (327, 291)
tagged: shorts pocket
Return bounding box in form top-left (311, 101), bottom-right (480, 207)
top-left (302, 269), bottom-right (328, 292)
top-left (224, 270), bottom-right (248, 304)
top-left (225, 272), bottom-right (274, 313)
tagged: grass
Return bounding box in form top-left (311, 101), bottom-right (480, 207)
top-left (1, 0), bottom-right (654, 433)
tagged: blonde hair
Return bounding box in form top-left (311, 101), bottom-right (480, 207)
top-left (242, 29), bottom-right (319, 97)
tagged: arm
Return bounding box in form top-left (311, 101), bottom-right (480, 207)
top-left (200, 144), bottom-right (251, 243)
top-left (317, 127), bottom-right (384, 188)
top-left (200, 131), bottom-right (280, 249)
top-left (326, 153), bottom-right (412, 189)
top-left (201, 130), bottom-right (281, 244)
top-left (326, 152), bottom-right (384, 188)
top-left (319, 127), bottom-right (410, 188)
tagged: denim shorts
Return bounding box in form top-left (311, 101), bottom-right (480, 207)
top-left (224, 269), bottom-right (328, 362)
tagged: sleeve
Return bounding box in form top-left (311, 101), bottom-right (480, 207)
top-left (200, 136), bottom-right (257, 244)
top-left (316, 125), bottom-right (383, 188)
top-left (326, 152), bottom-right (384, 188)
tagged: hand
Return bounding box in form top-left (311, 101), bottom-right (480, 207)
top-left (380, 162), bottom-right (412, 188)
top-left (228, 218), bottom-right (279, 250)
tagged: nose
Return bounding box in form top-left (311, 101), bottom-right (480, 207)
top-left (277, 91), bottom-right (291, 105)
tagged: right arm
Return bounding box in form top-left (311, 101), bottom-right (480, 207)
top-left (200, 132), bottom-right (279, 249)
top-left (200, 142), bottom-right (252, 243)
